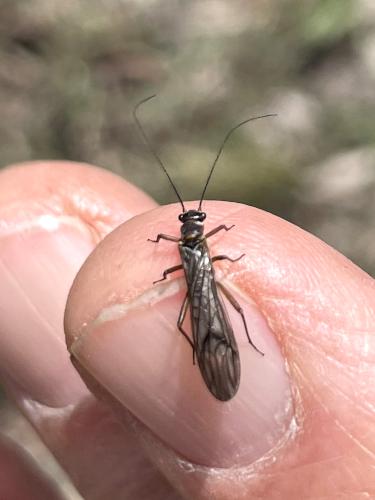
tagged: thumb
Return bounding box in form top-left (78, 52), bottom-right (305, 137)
top-left (65, 201), bottom-right (375, 500)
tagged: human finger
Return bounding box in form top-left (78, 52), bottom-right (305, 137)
top-left (0, 161), bottom-right (180, 499)
top-left (66, 201), bottom-right (374, 498)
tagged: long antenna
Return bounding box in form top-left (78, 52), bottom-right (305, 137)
top-left (133, 95), bottom-right (186, 212)
top-left (198, 113), bottom-right (277, 210)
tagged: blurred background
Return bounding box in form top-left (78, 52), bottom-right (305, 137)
top-left (0, 0), bottom-right (374, 497)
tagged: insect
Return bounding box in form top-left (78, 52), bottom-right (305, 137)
top-left (134, 96), bottom-right (275, 401)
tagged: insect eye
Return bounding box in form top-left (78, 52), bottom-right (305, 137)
top-left (178, 214), bottom-right (184, 222)
top-left (201, 213), bottom-right (206, 221)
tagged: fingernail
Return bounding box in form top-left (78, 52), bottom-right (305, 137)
top-left (0, 222), bottom-right (93, 406)
top-left (70, 281), bottom-right (293, 467)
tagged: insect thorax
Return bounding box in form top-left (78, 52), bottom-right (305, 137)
top-left (179, 209), bottom-right (206, 243)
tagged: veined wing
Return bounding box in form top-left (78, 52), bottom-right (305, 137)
top-left (190, 264), bottom-right (240, 401)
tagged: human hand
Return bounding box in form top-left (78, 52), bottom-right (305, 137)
top-left (0, 161), bottom-right (373, 499)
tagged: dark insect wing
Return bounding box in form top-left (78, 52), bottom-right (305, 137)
top-left (191, 259), bottom-right (241, 401)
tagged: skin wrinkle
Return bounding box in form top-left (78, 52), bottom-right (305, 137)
top-left (218, 259), bottom-right (327, 347)
top-left (240, 241), bottom-right (360, 316)
top-left (333, 420), bottom-right (375, 462)
top-left (340, 456), bottom-right (366, 493)
top-left (261, 292), bottom-right (375, 343)
top-left (297, 328), bottom-right (375, 366)
top-left (292, 361), bottom-right (374, 464)
top-left (292, 334), bottom-right (374, 383)
top-left (304, 351), bottom-right (374, 422)
top-left (269, 295), bottom-right (375, 367)
top-left (233, 224), bottom-right (374, 319)
top-left (0, 257), bottom-right (60, 343)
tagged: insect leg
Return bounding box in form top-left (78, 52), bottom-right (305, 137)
top-left (212, 254), bottom-right (245, 263)
top-left (148, 234), bottom-right (179, 243)
top-left (217, 282), bottom-right (264, 356)
top-left (153, 264), bottom-right (183, 284)
top-left (205, 224), bottom-right (235, 239)
top-left (177, 292), bottom-right (196, 364)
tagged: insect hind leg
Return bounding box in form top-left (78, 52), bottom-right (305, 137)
top-left (178, 292), bottom-right (196, 364)
top-left (212, 253), bottom-right (245, 264)
top-left (217, 282), bottom-right (264, 356)
top-left (153, 264), bottom-right (183, 284)
top-left (205, 224), bottom-right (235, 239)
top-left (148, 233), bottom-right (179, 243)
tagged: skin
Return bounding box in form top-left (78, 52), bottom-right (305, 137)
top-left (0, 434), bottom-right (65, 500)
top-left (0, 160), bottom-right (374, 499)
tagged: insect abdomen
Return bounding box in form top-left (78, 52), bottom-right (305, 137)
top-left (198, 334), bottom-right (240, 401)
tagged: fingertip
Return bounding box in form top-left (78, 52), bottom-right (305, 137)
top-left (65, 201), bottom-right (293, 467)
top-left (0, 160), bottom-right (158, 407)
top-left (0, 160), bottom-right (157, 239)
top-left (64, 200), bottom-right (375, 498)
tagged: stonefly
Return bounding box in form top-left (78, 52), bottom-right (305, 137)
top-left (134, 96), bottom-right (275, 401)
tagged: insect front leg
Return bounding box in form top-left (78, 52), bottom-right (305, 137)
top-left (178, 292), bottom-right (196, 364)
top-left (153, 264), bottom-right (183, 284)
top-left (212, 254), bottom-right (245, 264)
top-left (205, 224), bottom-right (235, 239)
top-left (148, 234), bottom-right (179, 243)
top-left (217, 282), bottom-right (264, 356)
